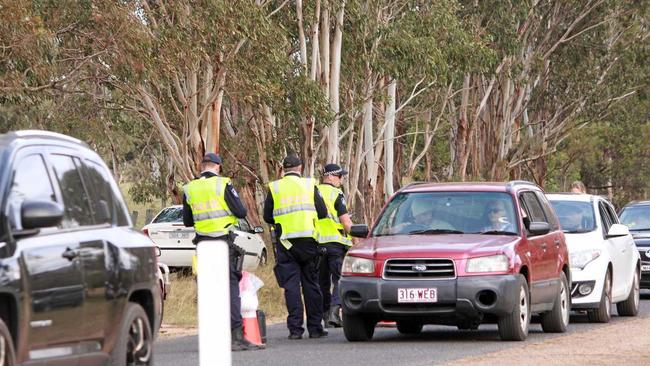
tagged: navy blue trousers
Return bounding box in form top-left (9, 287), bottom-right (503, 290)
top-left (229, 245), bottom-right (243, 330)
top-left (274, 238), bottom-right (324, 336)
top-left (319, 243), bottom-right (347, 311)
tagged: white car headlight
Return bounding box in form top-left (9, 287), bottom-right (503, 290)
top-left (570, 249), bottom-right (601, 270)
top-left (466, 254), bottom-right (510, 273)
top-left (342, 256), bottom-right (375, 274)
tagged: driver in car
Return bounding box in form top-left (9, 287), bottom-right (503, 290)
top-left (482, 200), bottom-right (516, 233)
top-left (563, 206), bottom-right (585, 232)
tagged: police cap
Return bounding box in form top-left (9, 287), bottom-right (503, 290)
top-left (282, 154), bottom-right (302, 169)
top-left (202, 152), bottom-right (222, 165)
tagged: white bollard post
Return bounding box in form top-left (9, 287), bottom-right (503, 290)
top-left (197, 241), bottom-right (231, 366)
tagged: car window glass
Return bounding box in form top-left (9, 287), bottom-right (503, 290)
top-left (152, 207), bottom-right (183, 223)
top-left (536, 192), bottom-right (559, 230)
top-left (519, 192), bottom-right (547, 223)
top-left (85, 160), bottom-right (129, 226)
top-left (549, 200), bottom-right (596, 233)
top-left (238, 218), bottom-right (251, 232)
top-left (605, 203), bottom-right (619, 224)
top-left (49, 154), bottom-right (94, 228)
top-left (372, 191), bottom-right (518, 236)
top-left (619, 205), bottom-right (650, 231)
top-left (599, 202), bottom-right (612, 236)
top-left (6, 154), bottom-right (57, 230)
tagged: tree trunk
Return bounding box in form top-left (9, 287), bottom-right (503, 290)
top-left (384, 78), bottom-right (396, 198)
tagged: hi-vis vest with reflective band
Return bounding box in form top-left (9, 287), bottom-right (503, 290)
top-left (316, 184), bottom-right (352, 246)
top-left (183, 176), bottom-right (237, 236)
top-left (269, 175), bottom-right (318, 249)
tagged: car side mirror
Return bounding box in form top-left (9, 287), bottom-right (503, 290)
top-left (528, 222), bottom-right (550, 236)
top-left (350, 224), bottom-right (369, 238)
top-left (253, 226), bottom-right (264, 234)
top-left (21, 200), bottom-right (63, 230)
top-left (607, 223), bottom-right (630, 238)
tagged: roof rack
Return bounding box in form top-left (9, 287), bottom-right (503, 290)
top-left (14, 130), bottom-right (84, 145)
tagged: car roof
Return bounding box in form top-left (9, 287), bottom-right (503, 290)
top-left (399, 180), bottom-right (540, 194)
top-left (0, 130), bottom-right (88, 148)
top-left (622, 200), bottom-right (650, 208)
top-left (546, 193), bottom-right (595, 203)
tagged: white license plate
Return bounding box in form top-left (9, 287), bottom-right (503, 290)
top-left (397, 288), bottom-right (437, 303)
top-left (642, 265), bottom-right (650, 272)
top-left (169, 232), bottom-right (189, 239)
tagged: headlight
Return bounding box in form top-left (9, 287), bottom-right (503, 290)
top-left (466, 254), bottom-right (510, 273)
top-left (342, 256), bottom-right (375, 274)
top-left (570, 249), bottom-right (601, 270)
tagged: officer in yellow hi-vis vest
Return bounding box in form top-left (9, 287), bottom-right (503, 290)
top-left (182, 153), bottom-right (262, 351)
top-left (316, 164), bottom-right (354, 328)
top-left (263, 153), bottom-right (329, 340)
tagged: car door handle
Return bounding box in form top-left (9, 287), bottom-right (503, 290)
top-left (554, 239), bottom-right (561, 247)
top-left (62, 247), bottom-right (79, 261)
top-left (541, 243), bottom-right (547, 251)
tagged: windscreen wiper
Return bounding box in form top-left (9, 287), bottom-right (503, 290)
top-left (563, 229), bottom-right (591, 234)
top-left (478, 230), bottom-right (518, 235)
top-left (408, 229), bottom-right (465, 235)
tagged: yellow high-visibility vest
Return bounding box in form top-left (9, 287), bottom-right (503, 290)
top-left (316, 184), bottom-right (352, 246)
top-left (183, 176), bottom-right (237, 236)
top-left (269, 175), bottom-right (318, 249)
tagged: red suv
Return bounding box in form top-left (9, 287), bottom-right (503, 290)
top-left (340, 181), bottom-right (570, 341)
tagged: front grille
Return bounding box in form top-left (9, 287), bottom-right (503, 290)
top-left (383, 258), bottom-right (455, 280)
top-left (638, 248), bottom-right (650, 261)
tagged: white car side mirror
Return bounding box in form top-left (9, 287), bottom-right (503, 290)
top-left (607, 223), bottom-right (630, 238)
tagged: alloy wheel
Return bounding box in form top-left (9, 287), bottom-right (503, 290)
top-left (633, 271), bottom-right (640, 310)
top-left (605, 275), bottom-right (612, 316)
top-left (127, 317), bottom-right (152, 365)
top-left (0, 333), bottom-right (5, 366)
top-left (560, 278), bottom-right (569, 326)
top-left (519, 286), bottom-right (529, 333)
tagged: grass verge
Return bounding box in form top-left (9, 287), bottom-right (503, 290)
top-left (163, 263), bottom-right (287, 328)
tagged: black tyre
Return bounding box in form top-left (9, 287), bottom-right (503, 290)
top-left (396, 320), bottom-right (423, 334)
top-left (0, 318), bottom-right (16, 366)
top-left (617, 268), bottom-right (640, 316)
top-left (342, 313), bottom-right (376, 342)
top-left (588, 270), bottom-right (612, 323)
top-left (497, 274), bottom-right (530, 341)
top-left (541, 271), bottom-right (570, 333)
top-left (110, 303), bottom-right (154, 366)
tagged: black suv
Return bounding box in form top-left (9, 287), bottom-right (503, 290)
top-left (619, 201), bottom-right (650, 288)
top-left (0, 130), bottom-right (161, 365)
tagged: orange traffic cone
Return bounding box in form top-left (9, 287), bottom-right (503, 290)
top-left (242, 314), bottom-right (263, 345)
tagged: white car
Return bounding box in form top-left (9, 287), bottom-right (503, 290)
top-left (142, 205), bottom-right (268, 271)
top-left (548, 194), bottom-right (640, 322)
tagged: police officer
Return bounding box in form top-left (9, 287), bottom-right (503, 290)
top-left (316, 164), bottom-right (354, 328)
top-left (182, 153), bottom-right (262, 351)
top-left (263, 153), bottom-right (329, 339)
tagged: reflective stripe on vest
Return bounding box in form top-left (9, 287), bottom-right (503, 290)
top-left (184, 176), bottom-right (237, 236)
top-left (316, 184), bottom-right (352, 246)
top-left (269, 175), bottom-right (318, 249)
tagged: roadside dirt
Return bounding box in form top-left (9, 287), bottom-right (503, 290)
top-left (445, 315), bottom-right (650, 365)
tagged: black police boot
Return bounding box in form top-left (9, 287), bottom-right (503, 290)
top-left (327, 305), bottom-right (343, 328)
top-left (231, 327), bottom-right (264, 351)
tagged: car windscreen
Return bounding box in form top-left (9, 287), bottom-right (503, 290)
top-left (152, 207), bottom-right (183, 223)
top-left (371, 191), bottom-right (519, 236)
top-left (619, 206), bottom-right (650, 231)
top-left (549, 200), bottom-right (596, 233)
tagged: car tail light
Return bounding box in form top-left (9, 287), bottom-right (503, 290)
top-left (142, 228), bottom-right (149, 237)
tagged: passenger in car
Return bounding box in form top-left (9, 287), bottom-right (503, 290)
top-left (392, 199), bottom-right (455, 234)
top-left (563, 206), bottom-right (586, 232)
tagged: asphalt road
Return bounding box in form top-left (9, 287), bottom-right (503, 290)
top-left (154, 291), bottom-right (650, 366)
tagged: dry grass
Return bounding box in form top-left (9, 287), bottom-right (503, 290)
top-left (162, 264), bottom-right (287, 327)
